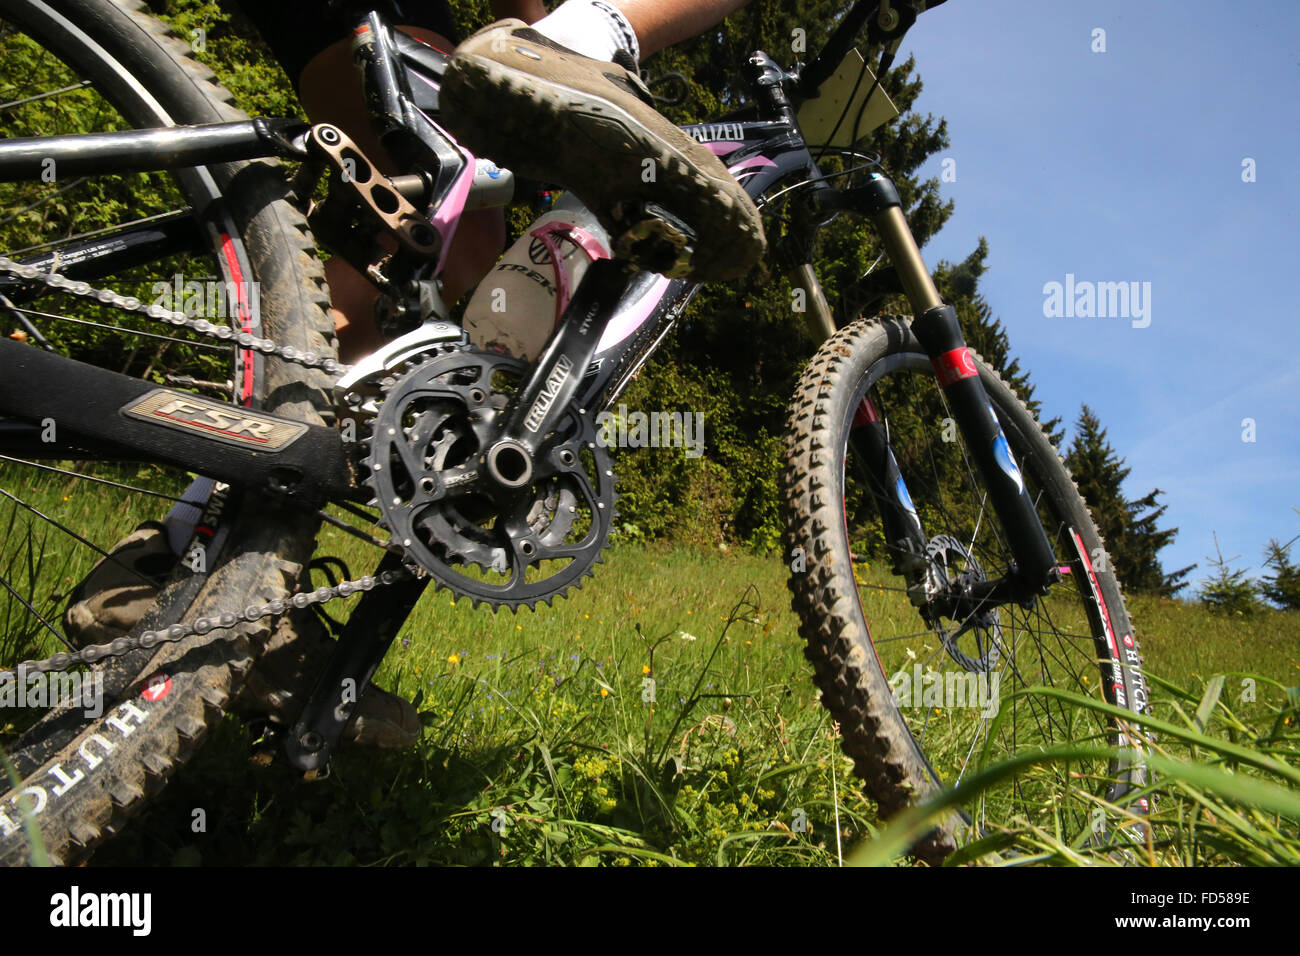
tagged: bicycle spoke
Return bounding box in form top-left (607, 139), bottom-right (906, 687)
top-left (0, 77), bottom-right (92, 111)
top-left (0, 456), bottom-right (185, 502)
top-left (0, 486), bottom-right (163, 590)
top-left (0, 176), bottom-right (90, 229)
top-left (0, 569), bottom-right (71, 650)
top-left (8, 303), bottom-right (228, 350)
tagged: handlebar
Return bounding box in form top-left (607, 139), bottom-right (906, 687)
top-left (796, 0), bottom-right (948, 99)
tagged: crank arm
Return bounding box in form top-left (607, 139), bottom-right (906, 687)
top-left (485, 258), bottom-right (633, 489)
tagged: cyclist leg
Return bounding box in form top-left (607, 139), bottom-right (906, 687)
top-left (298, 26), bottom-right (507, 362)
top-left (438, 0), bottom-right (766, 283)
top-left (538, 0), bottom-right (751, 59)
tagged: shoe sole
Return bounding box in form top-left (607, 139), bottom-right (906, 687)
top-left (440, 53), bottom-right (765, 282)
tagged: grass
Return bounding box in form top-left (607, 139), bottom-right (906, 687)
top-left (93, 538), bottom-right (870, 866)
top-left (1, 466), bottom-right (1297, 865)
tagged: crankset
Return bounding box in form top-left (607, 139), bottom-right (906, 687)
top-left (353, 343), bottom-right (616, 611)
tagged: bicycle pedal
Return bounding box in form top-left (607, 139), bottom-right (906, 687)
top-left (246, 717), bottom-right (283, 767)
top-left (612, 202), bottom-right (697, 279)
top-left (249, 749), bottom-right (275, 769)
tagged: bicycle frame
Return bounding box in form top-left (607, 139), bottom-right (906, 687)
top-left (496, 50), bottom-right (1061, 605)
top-left (0, 0), bottom-right (1062, 767)
top-left (0, 1), bottom-right (1057, 587)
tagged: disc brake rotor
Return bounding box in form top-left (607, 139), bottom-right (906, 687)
top-left (362, 346), bottom-right (615, 610)
top-left (924, 533), bottom-right (1004, 672)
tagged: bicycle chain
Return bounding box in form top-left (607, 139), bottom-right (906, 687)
top-left (0, 254), bottom-right (351, 376)
top-left (0, 567), bottom-right (415, 679)
top-left (0, 257), bottom-right (389, 678)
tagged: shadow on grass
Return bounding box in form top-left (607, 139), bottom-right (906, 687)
top-left (91, 715), bottom-right (561, 866)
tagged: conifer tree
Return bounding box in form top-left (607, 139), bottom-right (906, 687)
top-left (1199, 533), bottom-right (1261, 614)
top-left (1260, 536), bottom-right (1300, 610)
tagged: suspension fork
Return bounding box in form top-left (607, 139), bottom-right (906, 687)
top-left (853, 172), bottom-right (1059, 599)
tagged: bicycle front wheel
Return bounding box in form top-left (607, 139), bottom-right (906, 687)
top-left (781, 314), bottom-right (1150, 864)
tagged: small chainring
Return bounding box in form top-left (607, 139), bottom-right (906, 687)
top-left (361, 345), bottom-right (615, 610)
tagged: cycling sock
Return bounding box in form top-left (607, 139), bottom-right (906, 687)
top-left (164, 476), bottom-right (217, 556)
top-left (532, 0), bottom-right (640, 64)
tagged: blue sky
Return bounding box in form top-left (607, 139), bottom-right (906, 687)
top-left (891, 0), bottom-right (1300, 593)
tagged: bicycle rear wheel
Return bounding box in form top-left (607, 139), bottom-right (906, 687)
top-left (0, 0), bottom-right (335, 864)
top-left (782, 314), bottom-right (1150, 864)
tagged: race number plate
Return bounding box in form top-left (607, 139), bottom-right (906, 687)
top-left (797, 48), bottom-right (900, 148)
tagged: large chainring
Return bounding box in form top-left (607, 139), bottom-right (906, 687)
top-left (360, 345), bottom-right (616, 610)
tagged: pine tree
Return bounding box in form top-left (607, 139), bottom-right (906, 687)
top-left (1122, 487), bottom-right (1194, 593)
top-left (1260, 537), bottom-right (1300, 610)
top-left (1199, 533), bottom-right (1261, 615)
top-left (1065, 405), bottom-right (1193, 595)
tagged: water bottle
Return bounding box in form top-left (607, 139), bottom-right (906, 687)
top-left (462, 194), bottom-right (610, 361)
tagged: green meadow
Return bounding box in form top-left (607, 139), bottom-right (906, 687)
top-left (2, 468), bottom-right (1297, 866)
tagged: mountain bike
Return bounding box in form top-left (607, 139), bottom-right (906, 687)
top-left (0, 0), bottom-right (1150, 865)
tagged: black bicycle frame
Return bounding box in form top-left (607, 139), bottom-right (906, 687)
top-left (0, 0), bottom-right (1056, 600)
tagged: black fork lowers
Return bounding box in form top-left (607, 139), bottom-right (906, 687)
top-left (856, 172), bottom-right (1059, 600)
